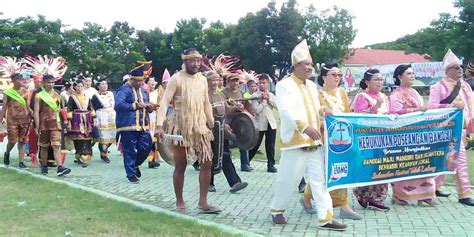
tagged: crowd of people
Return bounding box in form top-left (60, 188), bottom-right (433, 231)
top-left (1, 40), bottom-right (473, 231)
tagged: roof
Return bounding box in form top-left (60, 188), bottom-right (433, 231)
top-left (343, 48), bottom-right (431, 65)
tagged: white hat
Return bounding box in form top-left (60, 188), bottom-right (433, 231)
top-left (442, 49), bottom-right (462, 70)
top-left (291, 39), bottom-right (313, 66)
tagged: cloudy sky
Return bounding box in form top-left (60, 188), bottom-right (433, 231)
top-left (1, 0), bottom-right (459, 47)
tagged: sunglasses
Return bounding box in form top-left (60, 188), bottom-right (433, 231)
top-left (328, 73), bottom-right (343, 78)
top-left (449, 65), bottom-right (463, 70)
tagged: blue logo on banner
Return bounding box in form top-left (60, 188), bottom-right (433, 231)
top-left (328, 119), bottom-right (353, 153)
top-left (330, 162), bottom-right (349, 182)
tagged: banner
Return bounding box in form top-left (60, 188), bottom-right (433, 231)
top-left (341, 62), bottom-right (444, 90)
top-left (324, 108), bottom-right (463, 191)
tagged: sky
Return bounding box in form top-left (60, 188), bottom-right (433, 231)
top-left (1, 0), bottom-right (460, 48)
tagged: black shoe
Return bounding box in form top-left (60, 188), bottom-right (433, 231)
top-left (57, 166), bottom-right (71, 177)
top-left (128, 175), bottom-right (139, 184)
top-left (271, 214), bottom-right (287, 224)
top-left (319, 220), bottom-right (347, 231)
top-left (148, 161), bottom-right (160, 169)
top-left (298, 182), bottom-right (306, 193)
top-left (135, 167), bottom-right (142, 178)
top-left (192, 162), bottom-right (200, 171)
top-left (367, 202), bottom-right (390, 212)
top-left (3, 152), bottom-right (10, 166)
top-left (101, 157), bottom-right (111, 164)
top-left (19, 162), bottom-right (27, 169)
top-left (466, 139), bottom-right (474, 150)
top-left (230, 182), bottom-right (248, 193)
top-left (459, 198), bottom-right (474, 206)
top-left (298, 178), bottom-right (306, 193)
top-left (47, 162), bottom-right (57, 168)
top-left (357, 200), bottom-right (368, 208)
top-left (208, 185), bottom-right (216, 192)
top-left (241, 165), bottom-right (252, 172)
top-left (41, 165), bottom-right (48, 175)
top-left (76, 159), bottom-right (88, 167)
top-left (267, 166), bottom-right (278, 173)
top-left (436, 190), bottom-right (451, 197)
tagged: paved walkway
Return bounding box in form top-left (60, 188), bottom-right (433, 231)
top-left (1, 144), bottom-right (474, 236)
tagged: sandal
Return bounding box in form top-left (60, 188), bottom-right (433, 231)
top-left (197, 205), bottom-right (221, 214)
top-left (392, 197), bottom-right (408, 206)
top-left (174, 206), bottom-right (188, 214)
top-left (299, 198), bottom-right (316, 214)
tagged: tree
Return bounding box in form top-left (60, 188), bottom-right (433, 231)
top-left (0, 15), bottom-right (62, 57)
top-left (305, 6), bottom-right (356, 65)
top-left (60, 21), bottom-right (144, 83)
top-left (137, 27), bottom-right (173, 80)
top-left (368, 0), bottom-right (474, 62)
top-left (229, 0), bottom-right (356, 79)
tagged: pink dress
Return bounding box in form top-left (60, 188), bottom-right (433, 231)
top-left (429, 78), bottom-right (473, 199)
top-left (389, 87), bottom-right (435, 203)
top-left (353, 91), bottom-right (389, 206)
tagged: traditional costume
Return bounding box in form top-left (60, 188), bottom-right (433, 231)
top-left (303, 86), bottom-right (353, 208)
top-left (222, 74), bottom-right (252, 171)
top-left (429, 49), bottom-right (474, 205)
top-left (389, 83), bottom-right (436, 204)
top-left (115, 62), bottom-right (153, 182)
top-left (26, 55), bottom-right (71, 176)
top-left (156, 56), bottom-right (214, 165)
top-left (0, 57), bottom-right (31, 167)
top-left (208, 75), bottom-right (247, 192)
top-left (353, 85), bottom-right (390, 209)
top-left (82, 72), bottom-right (97, 100)
top-left (91, 78), bottom-right (116, 162)
top-left (270, 40), bottom-right (336, 227)
top-left (25, 55), bottom-right (69, 169)
top-left (67, 78), bottom-right (95, 165)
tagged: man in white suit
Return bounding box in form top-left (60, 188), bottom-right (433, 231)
top-left (269, 40), bottom-right (346, 231)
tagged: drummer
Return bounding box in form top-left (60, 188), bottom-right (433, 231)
top-left (222, 74), bottom-right (252, 172)
top-left (205, 71), bottom-right (248, 193)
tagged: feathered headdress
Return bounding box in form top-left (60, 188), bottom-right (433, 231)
top-left (209, 54), bottom-right (240, 77)
top-left (24, 55), bottom-right (68, 81)
top-left (239, 69), bottom-right (260, 84)
top-left (0, 56), bottom-right (25, 78)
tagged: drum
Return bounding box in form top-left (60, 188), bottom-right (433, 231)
top-left (228, 111), bottom-right (259, 150)
top-left (156, 122), bottom-right (186, 166)
top-left (211, 115), bottom-right (225, 174)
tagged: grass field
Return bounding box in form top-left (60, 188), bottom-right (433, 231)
top-left (0, 169), bottom-right (237, 237)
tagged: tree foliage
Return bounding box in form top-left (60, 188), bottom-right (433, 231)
top-left (0, 0), bottom-right (357, 83)
top-left (369, 0), bottom-right (473, 62)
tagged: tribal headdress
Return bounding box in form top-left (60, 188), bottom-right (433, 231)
top-left (209, 53), bottom-right (240, 77)
top-left (24, 55), bottom-right (68, 81)
top-left (0, 56), bottom-right (26, 78)
top-left (239, 69), bottom-right (260, 84)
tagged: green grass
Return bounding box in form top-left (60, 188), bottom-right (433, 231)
top-left (0, 169), bottom-right (237, 237)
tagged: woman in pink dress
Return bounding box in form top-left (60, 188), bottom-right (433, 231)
top-left (389, 64), bottom-right (437, 206)
top-left (353, 69), bottom-right (390, 211)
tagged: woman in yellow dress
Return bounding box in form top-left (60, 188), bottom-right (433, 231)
top-left (300, 63), bottom-right (362, 220)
